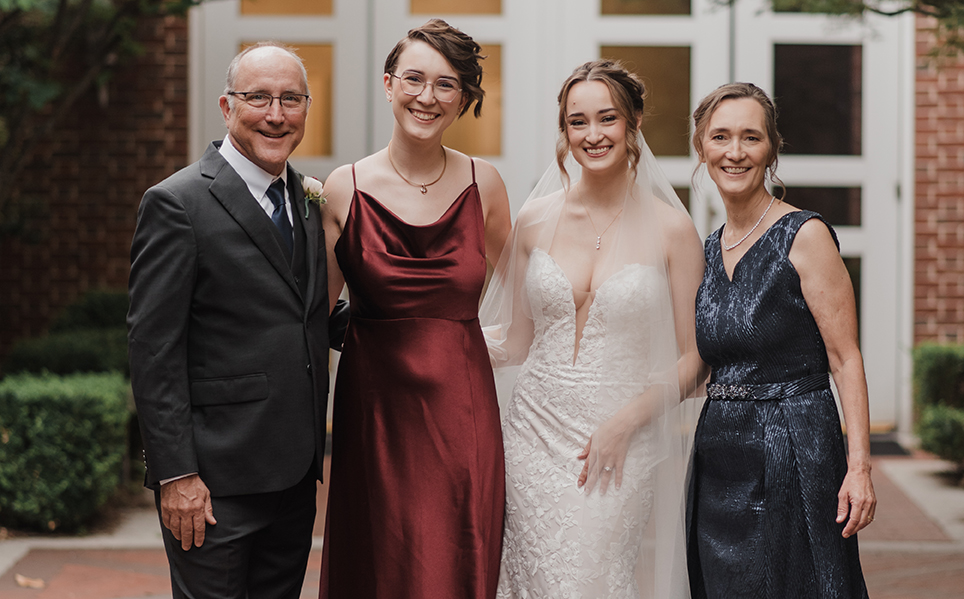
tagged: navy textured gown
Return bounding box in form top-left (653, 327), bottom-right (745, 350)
top-left (688, 211), bottom-right (868, 599)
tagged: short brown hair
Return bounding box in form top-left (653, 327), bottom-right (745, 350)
top-left (383, 19), bottom-right (486, 118)
top-left (691, 82), bottom-right (784, 191)
top-left (555, 59), bottom-right (646, 186)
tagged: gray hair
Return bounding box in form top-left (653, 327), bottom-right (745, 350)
top-left (224, 42), bottom-right (310, 107)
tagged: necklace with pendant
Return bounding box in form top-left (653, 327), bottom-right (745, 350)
top-left (388, 142), bottom-right (447, 194)
top-left (576, 195), bottom-right (623, 250)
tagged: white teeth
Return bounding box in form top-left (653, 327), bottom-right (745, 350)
top-left (411, 110), bottom-right (439, 121)
top-left (586, 147), bottom-right (610, 156)
top-left (723, 167), bottom-right (749, 174)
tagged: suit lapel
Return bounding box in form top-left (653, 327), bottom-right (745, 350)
top-left (200, 144), bottom-right (300, 297)
top-left (290, 166), bottom-right (320, 313)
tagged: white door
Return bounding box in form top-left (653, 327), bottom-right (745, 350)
top-left (190, 0), bottom-right (913, 431)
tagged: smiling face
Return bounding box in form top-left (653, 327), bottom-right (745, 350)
top-left (699, 97), bottom-right (773, 202)
top-left (564, 80), bottom-right (630, 176)
top-left (384, 40), bottom-right (464, 142)
top-left (219, 46), bottom-right (308, 176)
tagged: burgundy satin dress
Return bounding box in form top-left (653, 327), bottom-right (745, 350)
top-left (320, 160), bottom-right (505, 599)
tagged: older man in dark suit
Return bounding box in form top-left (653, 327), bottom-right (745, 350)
top-left (127, 42), bottom-right (346, 598)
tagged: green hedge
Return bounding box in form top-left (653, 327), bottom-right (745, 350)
top-left (913, 343), bottom-right (964, 469)
top-left (918, 404), bottom-right (964, 468)
top-left (3, 289), bottom-right (129, 377)
top-left (49, 290), bottom-right (128, 333)
top-left (0, 372), bottom-right (130, 532)
top-left (3, 328), bottom-right (129, 376)
top-left (913, 342), bottom-right (964, 411)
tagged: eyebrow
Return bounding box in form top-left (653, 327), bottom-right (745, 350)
top-left (400, 69), bottom-right (458, 81)
top-left (567, 107), bottom-right (617, 119)
top-left (709, 126), bottom-right (764, 136)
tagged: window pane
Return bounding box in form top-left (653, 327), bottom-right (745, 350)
top-left (843, 256), bottom-right (862, 339)
top-left (411, 0), bottom-right (501, 14)
top-left (442, 44), bottom-right (501, 156)
top-left (600, 46), bottom-right (691, 156)
top-left (774, 44), bottom-right (862, 155)
top-left (784, 187), bottom-right (861, 226)
top-left (601, 0), bottom-right (690, 15)
top-left (240, 0), bottom-right (332, 15)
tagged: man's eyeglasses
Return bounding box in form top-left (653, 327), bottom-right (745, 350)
top-left (390, 72), bottom-right (462, 103)
top-left (227, 91), bottom-right (311, 111)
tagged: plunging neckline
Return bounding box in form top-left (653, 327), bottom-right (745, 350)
top-left (533, 248), bottom-right (648, 365)
top-left (354, 183), bottom-right (477, 229)
top-left (721, 212), bottom-right (796, 283)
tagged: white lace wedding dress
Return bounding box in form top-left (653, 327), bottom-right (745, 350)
top-left (496, 249), bottom-right (663, 599)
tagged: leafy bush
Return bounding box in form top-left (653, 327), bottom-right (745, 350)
top-left (0, 372), bottom-right (130, 532)
top-left (918, 404), bottom-right (964, 469)
top-left (3, 328), bottom-right (129, 376)
top-left (913, 343), bottom-right (964, 411)
top-left (49, 289), bottom-right (128, 332)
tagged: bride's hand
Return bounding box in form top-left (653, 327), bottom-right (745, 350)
top-left (576, 415), bottom-right (634, 495)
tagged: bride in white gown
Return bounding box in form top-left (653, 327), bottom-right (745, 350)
top-left (481, 60), bottom-right (707, 599)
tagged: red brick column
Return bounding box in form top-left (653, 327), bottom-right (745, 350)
top-left (915, 15), bottom-right (964, 344)
top-left (0, 15), bottom-right (190, 363)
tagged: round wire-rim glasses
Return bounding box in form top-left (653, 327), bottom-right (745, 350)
top-left (390, 72), bottom-right (462, 103)
top-left (227, 91), bottom-right (311, 111)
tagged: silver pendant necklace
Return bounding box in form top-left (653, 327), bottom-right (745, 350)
top-left (722, 195), bottom-right (775, 251)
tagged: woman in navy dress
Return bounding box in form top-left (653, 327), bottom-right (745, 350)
top-left (687, 83), bottom-right (876, 599)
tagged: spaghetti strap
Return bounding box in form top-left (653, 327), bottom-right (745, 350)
top-left (470, 157), bottom-right (476, 184)
top-left (351, 163), bottom-right (358, 189)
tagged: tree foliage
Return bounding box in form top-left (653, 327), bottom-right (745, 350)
top-left (0, 0), bottom-right (201, 239)
top-left (767, 1), bottom-right (964, 56)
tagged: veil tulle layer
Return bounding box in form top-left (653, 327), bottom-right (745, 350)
top-left (480, 135), bottom-right (705, 598)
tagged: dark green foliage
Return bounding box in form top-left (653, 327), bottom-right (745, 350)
top-left (4, 328), bottom-right (129, 376)
top-left (0, 371), bottom-right (130, 531)
top-left (49, 289), bottom-right (128, 332)
top-left (913, 342), bottom-right (964, 411)
top-left (3, 289), bottom-right (130, 376)
top-left (918, 404), bottom-right (964, 468)
top-left (739, 2), bottom-right (964, 58)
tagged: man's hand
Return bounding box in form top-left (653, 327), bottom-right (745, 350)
top-left (160, 474), bottom-right (217, 550)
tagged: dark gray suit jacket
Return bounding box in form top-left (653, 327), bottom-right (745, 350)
top-left (128, 142), bottom-right (343, 496)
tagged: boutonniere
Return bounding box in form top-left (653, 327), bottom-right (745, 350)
top-left (301, 175), bottom-right (326, 218)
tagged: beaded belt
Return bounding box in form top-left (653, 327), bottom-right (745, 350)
top-left (706, 372), bottom-right (830, 401)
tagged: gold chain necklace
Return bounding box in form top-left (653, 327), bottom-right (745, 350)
top-left (387, 142), bottom-right (447, 194)
top-left (576, 195), bottom-right (623, 250)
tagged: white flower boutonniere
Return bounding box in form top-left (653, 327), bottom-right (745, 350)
top-left (302, 175), bottom-right (326, 218)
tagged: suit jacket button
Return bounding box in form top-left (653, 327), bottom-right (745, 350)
top-left (307, 363), bottom-right (312, 372)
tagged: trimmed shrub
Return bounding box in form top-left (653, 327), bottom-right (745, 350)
top-left (913, 343), bottom-right (964, 411)
top-left (918, 404), bottom-right (964, 469)
top-left (49, 289), bottom-right (128, 333)
top-left (3, 328), bottom-right (129, 376)
top-left (0, 372), bottom-right (130, 532)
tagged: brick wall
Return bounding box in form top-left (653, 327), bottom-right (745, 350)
top-left (0, 15), bottom-right (190, 362)
top-left (915, 15), bottom-right (964, 345)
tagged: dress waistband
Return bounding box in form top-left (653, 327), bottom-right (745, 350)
top-left (706, 372), bottom-right (830, 401)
